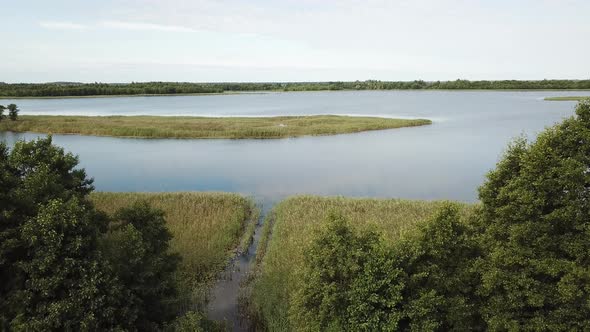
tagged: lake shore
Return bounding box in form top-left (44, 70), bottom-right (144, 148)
top-left (0, 115), bottom-right (431, 139)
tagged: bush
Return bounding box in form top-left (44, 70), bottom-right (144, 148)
top-left (395, 203), bottom-right (482, 331)
top-left (291, 205), bottom-right (481, 332)
top-left (292, 213), bottom-right (404, 331)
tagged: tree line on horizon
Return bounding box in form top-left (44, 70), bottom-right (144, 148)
top-left (1, 79), bottom-right (590, 97)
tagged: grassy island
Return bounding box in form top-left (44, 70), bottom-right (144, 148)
top-left (544, 96), bottom-right (590, 101)
top-left (0, 115), bottom-right (431, 139)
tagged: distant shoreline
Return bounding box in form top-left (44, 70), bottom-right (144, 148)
top-left (2, 80), bottom-right (590, 99)
top-left (2, 88), bottom-right (590, 100)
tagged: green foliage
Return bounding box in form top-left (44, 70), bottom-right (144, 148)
top-left (477, 100), bottom-right (590, 330)
top-left (10, 198), bottom-right (124, 331)
top-left (289, 205), bottom-right (482, 332)
top-left (7, 104), bottom-right (18, 121)
top-left (0, 105), bottom-right (5, 121)
top-left (101, 202), bottom-right (181, 331)
top-left (1, 80), bottom-right (590, 97)
top-left (0, 136), bottom-right (125, 330)
top-left (0, 137), bottom-right (193, 331)
top-left (251, 196), bottom-right (466, 331)
top-left (394, 203), bottom-right (482, 331)
top-left (292, 213), bottom-right (404, 331)
top-left (166, 311), bottom-right (225, 332)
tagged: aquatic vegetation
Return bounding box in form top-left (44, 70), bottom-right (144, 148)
top-left (90, 192), bottom-right (257, 308)
top-left (544, 96), bottom-right (590, 101)
top-left (0, 115), bottom-right (431, 139)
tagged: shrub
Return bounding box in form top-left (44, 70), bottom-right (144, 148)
top-left (292, 213), bottom-right (404, 331)
top-left (395, 203), bottom-right (483, 331)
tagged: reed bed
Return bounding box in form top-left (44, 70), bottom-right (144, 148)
top-left (90, 192), bottom-right (257, 308)
top-left (0, 115), bottom-right (431, 139)
top-left (250, 195), bottom-right (472, 330)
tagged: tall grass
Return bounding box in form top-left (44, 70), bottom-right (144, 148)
top-left (250, 195), bottom-right (472, 331)
top-left (90, 192), bottom-right (257, 309)
top-left (0, 115), bottom-right (431, 139)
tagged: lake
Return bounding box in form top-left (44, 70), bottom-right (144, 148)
top-left (2, 90), bottom-right (589, 206)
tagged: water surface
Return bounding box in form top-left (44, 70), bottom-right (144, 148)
top-left (2, 90), bottom-right (589, 205)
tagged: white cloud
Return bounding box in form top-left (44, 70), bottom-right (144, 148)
top-left (99, 21), bottom-right (199, 32)
top-left (39, 21), bottom-right (88, 30)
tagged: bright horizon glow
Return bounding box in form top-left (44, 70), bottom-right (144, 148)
top-left (2, 0), bottom-right (590, 83)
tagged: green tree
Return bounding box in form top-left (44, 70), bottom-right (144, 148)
top-left (0, 136), bottom-right (128, 330)
top-left (7, 103), bottom-right (18, 121)
top-left (0, 105), bottom-right (5, 121)
top-left (292, 213), bottom-right (404, 331)
top-left (10, 198), bottom-right (125, 331)
top-left (101, 201), bottom-right (181, 331)
top-left (477, 100), bottom-right (590, 330)
top-left (395, 203), bottom-right (483, 331)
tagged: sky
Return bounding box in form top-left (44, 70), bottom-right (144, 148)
top-left (2, 0), bottom-right (590, 83)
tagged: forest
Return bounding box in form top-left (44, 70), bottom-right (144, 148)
top-left (1, 79), bottom-right (590, 97)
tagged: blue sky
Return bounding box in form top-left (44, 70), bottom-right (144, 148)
top-left (2, 0), bottom-right (589, 82)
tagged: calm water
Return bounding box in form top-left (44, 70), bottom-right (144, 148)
top-left (2, 90), bottom-right (589, 205)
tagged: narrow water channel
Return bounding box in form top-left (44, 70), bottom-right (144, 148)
top-left (206, 206), bottom-right (267, 331)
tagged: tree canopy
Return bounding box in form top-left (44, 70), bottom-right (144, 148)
top-left (476, 100), bottom-right (590, 330)
top-left (0, 136), bottom-right (181, 331)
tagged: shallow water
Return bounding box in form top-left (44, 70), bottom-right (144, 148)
top-left (1, 90), bottom-right (588, 204)
top-left (206, 210), bottom-right (265, 331)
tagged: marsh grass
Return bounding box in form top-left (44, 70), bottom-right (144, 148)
top-left (90, 192), bottom-right (257, 309)
top-left (545, 96), bottom-right (590, 101)
top-left (250, 195), bottom-right (472, 330)
top-left (0, 115), bottom-right (431, 139)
